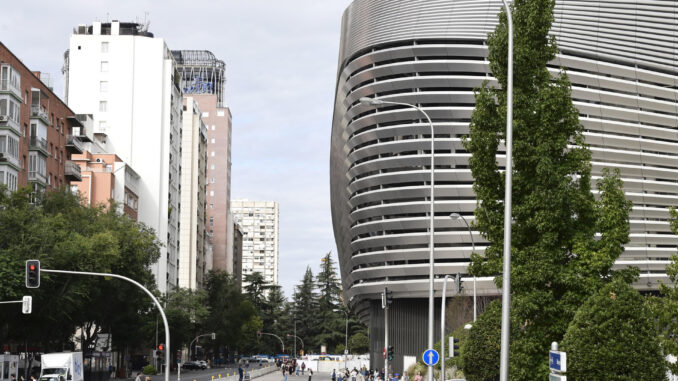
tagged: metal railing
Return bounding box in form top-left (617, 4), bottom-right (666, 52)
top-left (65, 161), bottom-right (82, 179)
top-left (29, 136), bottom-right (48, 152)
top-left (30, 105), bottom-right (49, 121)
top-left (66, 135), bottom-right (84, 152)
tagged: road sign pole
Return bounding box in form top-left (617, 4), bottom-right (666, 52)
top-left (384, 287), bottom-right (389, 378)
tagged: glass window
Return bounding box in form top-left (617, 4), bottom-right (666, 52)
top-left (99, 121), bottom-right (106, 130)
top-left (101, 42), bottom-right (109, 53)
top-left (202, 112), bottom-right (209, 118)
top-left (100, 81), bottom-right (108, 92)
top-left (99, 101), bottom-right (107, 112)
top-left (100, 61), bottom-right (109, 72)
top-left (0, 98), bottom-right (6, 115)
top-left (211, 138), bottom-right (215, 144)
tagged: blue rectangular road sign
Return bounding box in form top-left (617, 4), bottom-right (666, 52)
top-left (549, 350), bottom-right (567, 372)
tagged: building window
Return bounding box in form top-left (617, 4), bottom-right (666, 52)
top-left (210, 178), bottom-right (215, 183)
top-left (99, 121), bottom-right (107, 131)
top-left (211, 125), bottom-right (215, 130)
top-left (101, 61), bottom-right (109, 72)
top-left (211, 138), bottom-right (215, 144)
top-left (210, 190), bottom-right (214, 197)
top-left (101, 42), bottom-right (109, 53)
top-left (210, 204), bottom-right (213, 209)
top-left (202, 112), bottom-right (209, 118)
top-left (217, 110), bottom-right (225, 117)
top-left (211, 151), bottom-right (215, 157)
top-left (209, 217), bottom-right (214, 227)
top-left (100, 81), bottom-right (108, 92)
top-left (99, 101), bottom-right (107, 112)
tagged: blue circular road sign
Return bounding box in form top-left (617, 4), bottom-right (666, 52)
top-left (422, 349), bottom-right (439, 366)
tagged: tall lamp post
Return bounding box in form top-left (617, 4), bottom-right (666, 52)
top-left (498, 1), bottom-right (514, 381)
top-left (450, 213), bottom-right (476, 322)
top-left (359, 97), bottom-right (436, 381)
top-left (334, 309), bottom-right (349, 370)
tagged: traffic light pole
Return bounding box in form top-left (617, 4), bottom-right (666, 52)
top-left (384, 302), bottom-right (389, 378)
top-left (41, 268), bottom-right (171, 381)
top-left (258, 332), bottom-right (284, 354)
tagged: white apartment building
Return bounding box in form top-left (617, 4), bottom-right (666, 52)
top-left (231, 200), bottom-right (279, 287)
top-left (178, 97), bottom-right (208, 290)
top-left (64, 21), bottom-right (183, 293)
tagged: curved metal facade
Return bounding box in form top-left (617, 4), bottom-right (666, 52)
top-left (330, 0), bottom-right (678, 313)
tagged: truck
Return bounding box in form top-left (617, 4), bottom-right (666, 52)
top-left (39, 353), bottom-right (84, 381)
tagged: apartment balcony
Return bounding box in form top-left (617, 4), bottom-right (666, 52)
top-left (30, 105), bottom-right (50, 125)
top-left (0, 79), bottom-right (22, 101)
top-left (29, 136), bottom-right (49, 156)
top-left (0, 113), bottom-right (20, 136)
top-left (65, 135), bottom-right (84, 154)
top-left (28, 170), bottom-right (47, 185)
top-left (65, 160), bottom-right (81, 181)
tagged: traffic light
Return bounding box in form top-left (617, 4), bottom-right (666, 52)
top-left (449, 337), bottom-right (460, 358)
top-left (385, 287), bottom-right (393, 307)
top-left (257, 331), bottom-right (262, 338)
top-left (157, 344), bottom-right (165, 361)
top-left (387, 346), bottom-right (394, 361)
top-left (25, 260), bottom-right (40, 288)
top-left (455, 273), bottom-right (463, 294)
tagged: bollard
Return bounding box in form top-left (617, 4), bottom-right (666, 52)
top-left (219, 375), bottom-right (222, 379)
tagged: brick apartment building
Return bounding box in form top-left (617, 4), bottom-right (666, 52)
top-left (0, 42), bottom-right (84, 192)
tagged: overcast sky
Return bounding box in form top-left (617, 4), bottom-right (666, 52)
top-left (1, 0), bottom-right (353, 298)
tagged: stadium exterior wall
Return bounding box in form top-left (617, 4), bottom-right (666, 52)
top-left (330, 0), bottom-right (678, 369)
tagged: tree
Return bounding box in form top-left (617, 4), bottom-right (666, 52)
top-left (162, 288), bottom-right (208, 360)
top-left (315, 253), bottom-right (345, 352)
top-left (0, 188), bottom-right (161, 360)
top-left (292, 267), bottom-right (319, 351)
top-left (243, 272), bottom-right (269, 311)
top-left (562, 280), bottom-right (665, 380)
top-left (349, 332), bottom-right (369, 354)
top-left (461, 301), bottom-right (502, 381)
top-left (647, 206), bottom-right (678, 374)
top-left (463, 0), bottom-right (632, 378)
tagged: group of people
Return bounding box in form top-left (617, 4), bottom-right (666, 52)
top-left (279, 359), bottom-right (313, 381)
top-left (331, 367), bottom-right (414, 381)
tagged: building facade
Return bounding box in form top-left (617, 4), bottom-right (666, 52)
top-left (0, 42), bottom-right (84, 193)
top-left (232, 221), bottom-right (244, 290)
top-left (231, 200), bottom-right (279, 287)
top-left (70, 151), bottom-right (140, 220)
top-left (178, 97), bottom-right (208, 290)
top-left (64, 21), bottom-right (183, 293)
top-left (172, 51), bottom-right (235, 275)
top-left (330, 0), bottom-right (678, 371)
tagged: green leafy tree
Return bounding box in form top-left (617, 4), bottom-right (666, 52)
top-left (461, 301), bottom-right (502, 381)
top-left (162, 288), bottom-right (208, 360)
top-left (647, 206), bottom-right (678, 374)
top-left (0, 188), bottom-right (161, 359)
top-left (463, 0), bottom-right (632, 378)
top-left (562, 280), bottom-right (665, 380)
top-left (349, 332), bottom-right (369, 354)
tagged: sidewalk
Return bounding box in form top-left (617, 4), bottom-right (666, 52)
top-left (256, 371), bottom-right (331, 381)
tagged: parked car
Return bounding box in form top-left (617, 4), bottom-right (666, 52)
top-left (197, 361), bottom-right (208, 369)
top-left (182, 361), bottom-right (206, 370)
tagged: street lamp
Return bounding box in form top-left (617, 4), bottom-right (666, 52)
top-left (334, 309), bottom-right (349, 370)
top-left (498, 2), bottom-right (514, 381)
top-left (450, 213), bottom-right (477, 322)
top-left (359, 96), bottom-right (436, 381)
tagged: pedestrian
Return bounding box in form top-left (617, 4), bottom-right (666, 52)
top-left (301, 362), bottom-right (305, 375)
top-left (332, 369), bottom-right (337, 381)
top-left (413, 371), bottom-right (422, 381)
top-left (281, 364), bottom-right (288, 381)
top-left (238, 365), bottom-right (244, 381)
top-left (307, 368), bottom-right (313, 381)
top-left (145, 377), bottom-right (152, 381)
top-left (337, 369), bottom-right (343, 381)
top-left (134, 372), bottom-right (142, 381)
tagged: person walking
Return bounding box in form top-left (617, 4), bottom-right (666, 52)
top-left (134, 373), bottom-right (142, 381)
top-left (413, 371), bottom-right (422, 381)
top-left (307, 368), bottom-right (313, 381)
top-left (281, 364), bottom-right (288, 381)
top-left (332, 369), bottom-right (337, 381)
top-left (301, 362), bottom-right (305, 375)
top-left (238, 365), bottom-right (244, 381)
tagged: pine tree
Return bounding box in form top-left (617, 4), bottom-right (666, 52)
top-left (463, 0), bottom-right (632, 378)
top-left (315, 253), bottom-right (345, 352)
top-left (293, 266), bottom-right (319, 353)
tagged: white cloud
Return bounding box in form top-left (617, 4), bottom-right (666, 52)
top-left (1, 0), bottom-right (352, 297)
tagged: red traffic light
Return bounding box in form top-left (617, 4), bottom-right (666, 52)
top-left (29, 265), bottom-right (36, 271)
top-left (158, 344), bottom-right (164, 351)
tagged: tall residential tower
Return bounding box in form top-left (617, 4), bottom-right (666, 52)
top-left (231, 200), bottom-right (279, 287)
top-left (172, 50), bottom-right (235, 277)
top-left (64, 21), bottom-right (183, 293)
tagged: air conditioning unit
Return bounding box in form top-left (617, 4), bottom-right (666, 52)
top-left (0, 115), bottom-right (9, 123)
top-left (95, 158), bottom-right (103, 163)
